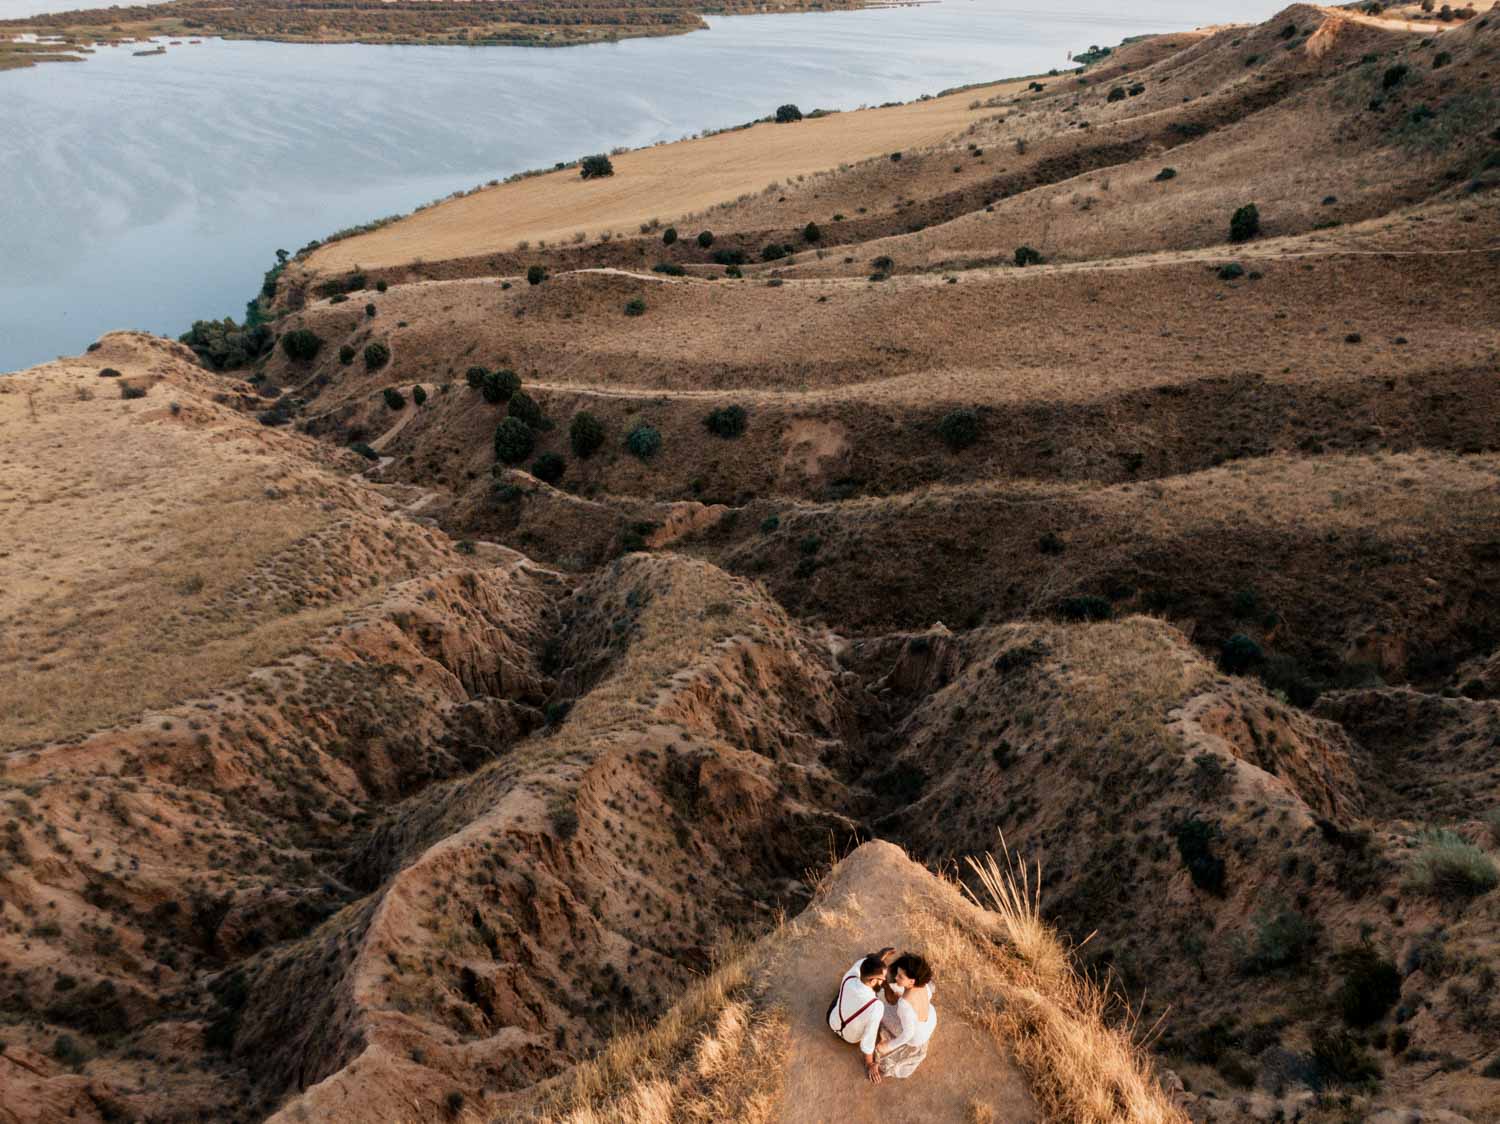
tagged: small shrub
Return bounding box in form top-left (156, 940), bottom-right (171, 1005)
top-left (1383, 63), bottom-right (1410, 89)
top-left (652, 262), bottom-right (686, 276)
top-left (1241, 909), bottom-right (1320, 973)
top-left (1218, 262), bottom-right (1246, 280)
top-left (697, 230), bottom-right (714, 248)
top-left (375, 279), bottom-right (388, 293)
top-left (527, 265), bottom-right (547, 285)
top-left (1403, 829), bottom-right (1500, 898)
top-left (760, 514), bottom-right (780, 533)
top-left (803, 221), bottom-right (822, 242)
top-left (579, 154), bottom-right (614, 179)
top-left (1333, 946), bottom-right (1401, 1027)
top-left (482, 369), bottom-right (520, 403)
top-left (1155, 167), bottom-right (1178, 181)
top-left (1014, 245), bottom-right (1044, 267)
top-left (705, 404), bottom-right (747, 438)
top-left (466, 366), bottom-right (488, 389)
top-left (762, 243), bottom-right (787, 262)
top-left (1311, 1027), bottom-right (1382, 1088)
top-left (365, 303), bottom-right (376, 318)
top-left (625, 422), bottom-right (662, 459)
top-left (532, 452), bottom-right (566, 484)
top-left (712, 248), bottom-right (747, 266)
top-left (1175, 818), bottom-right (1227, 897)
top-left (507, 391), bottom-right (543, 428)
top-left (1038, 531), bottom-right (1065, 555)
top-left (872, 255), bottom-right (894, 272)
top-left (350, 442), bottom-right (379, 460)
top-left (494, 417), bottom-right (534, 463)
top-left (281, 328), bottom-right (322, 361)
top-left (1229, 203), bottom-right (1261, 243)
top-left (364, 341), bottom-right (390, 370)
top-left (1107, 86), bottom-right (1126, 102)
top-left (120, 383), bottom-right (148, 400)
top-left (661, 226), bottom-right (679, 246)
top-left (775, 103), bottom-right (803, 123)
top-left (570, 411), bottom-right (605, 457)
top-left (411, 385), bottom-right (426, 406)
top-left (382, 387), bottom-right (405, 410)
top-left (339, 344), bottom-right (355, 365)
top-left (1058, 595), bottom-right (1111, 622)
top-left (624, 298), bottom-right (647, 316)
top-left (1221, 633), bottom-right (1264, 674)
top-left (1433, 50), bottom-right (1452, 68)
top-left (938, 408), bottom-right (981, 450)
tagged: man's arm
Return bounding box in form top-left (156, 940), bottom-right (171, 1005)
top-left (859, 1009), bottom-right (882, 1083)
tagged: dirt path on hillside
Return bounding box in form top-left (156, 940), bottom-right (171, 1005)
top-left (764, 842), bottom-right (1036, 1124)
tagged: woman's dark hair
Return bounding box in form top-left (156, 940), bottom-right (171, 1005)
top-left (894, 953), bottom-right (933, 987)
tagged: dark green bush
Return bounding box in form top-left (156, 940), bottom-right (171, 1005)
top-left (532, 452), bottom-right (566, 484)
top-left (570, 411), bottom-right (605, 457)
top-left (662, 226), bottom-right (678, 245)
top-left (120, 383), bottom-right (148, 400)
top-left (364, 341), bottom-right (390, 370)
top-left (365, 303), bottom-right (376, 318)
top-left (494, 417), bottom-right (534, 463)
top-left (1014, 245), bottom-right (1044, 267)
top-left (775, 104), bottom-right (803, 123)
top-left (179, 317), bottom-right (273, 371)
top-left (1433, 50), bottom-right (1452, 68)
top-left (712, 248), bottom-right (747, 266)
top-left (1058, 595), bottom-right (1112, 622)
top-left (375, 279), bottom-right (388, 293)
top-left (482, 369), bottom-right (520, 404)
top-left (1039, 531), bottom-right (1065, 555)
top-left (1107, 86), bottom-right (1126, 102)
top-left (507, 391), bottom-right (543, 428)
top-left (466, 366), bottom-right (488, 389)
top-left (1218, 262), bottom-right (1246, 280)
top-left (1175, 818), bottom-right (1227, 897)
top-left (1221, 633), bottom-right (1264, 674)
top-left (1334, 946), bottom-right (1401, 1026)
top-left (624, 298), bottom-right (647, 316)
top-left (527, 265), bottom-right (547, 286)
top-left (938, 408), bottom-right (981, 450)
top-left (580, 153), bottom-right (614, 179)
top-left (1155, 167), bottom-right (1178, 181)
top-left (350, 442), bottom-right (379, 460)
top-left (705, 404), bottom-right (747, 438)
top-left (625, 422), bottom-right (662, 459)
top-left (1241, 909), bottom-right (1320, 973)
top-left (697, 230), bottom-right (715, 248)
top-left (872, 255), bottom-right (894, 272)
top-left (803, 221), bottom-right (822, 242)
top-left (1229, 203), bottom-right (1261, 243)
top-left (339, 344), bottom-right (356, 365)
top-left (762, 243), bottom-right (787, 262)
top-left (1383, 63), bottom-right (1409, 89)
top-left (411, 385), bottom-right (426, 406)
top-left (382, 387), bottom-right (405, 410)
top-left (653, 262), bottom-right (686, 276)
top-left (281, 328), bottom-right (322, 361)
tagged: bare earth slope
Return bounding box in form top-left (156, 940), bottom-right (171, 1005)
top-left (6, 5), bottom-right (1500, 1123)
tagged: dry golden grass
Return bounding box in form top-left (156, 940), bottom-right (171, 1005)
top-left (524, 943), bottom-right (789, 1124)
top-left (957, 844), bottom-right (1187, 1124)
top-left (307, 79), bottom-right (1035, 273)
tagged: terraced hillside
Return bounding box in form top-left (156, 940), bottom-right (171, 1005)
top-left (3, 4), bottom-right (1500, 1122)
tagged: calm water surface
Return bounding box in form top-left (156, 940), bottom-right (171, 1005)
top-left (0, 1), bottom-right (1286, 370)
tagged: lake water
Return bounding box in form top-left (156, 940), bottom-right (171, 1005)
top-left (0, 0), bottom-right (1287, 371)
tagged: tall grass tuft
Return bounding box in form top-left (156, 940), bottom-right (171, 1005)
top-left (1403, 829), bottom-right (1499, 899)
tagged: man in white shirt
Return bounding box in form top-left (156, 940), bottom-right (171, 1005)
top-left (827, 947), bottom-right (896, 1084)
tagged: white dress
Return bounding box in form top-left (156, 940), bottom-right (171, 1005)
top-left (878, 984), bottom-right (937, 1078)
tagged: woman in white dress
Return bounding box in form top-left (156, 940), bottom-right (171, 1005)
top-left (876, 952), bottom-right (936, 1079)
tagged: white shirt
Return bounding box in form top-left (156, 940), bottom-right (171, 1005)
top-left (828, 959), bottom-right (883, 1055)
top-left (882, 983), bottom-right (937, 1052)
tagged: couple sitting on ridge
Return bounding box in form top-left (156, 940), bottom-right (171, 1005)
top-left (826, 945), bottom-right (937, 1084)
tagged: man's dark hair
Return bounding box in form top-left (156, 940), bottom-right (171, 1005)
top-left (859, 954), bottom-right (887, 981)
top-left (893, 953), bottom-right (933, 987)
